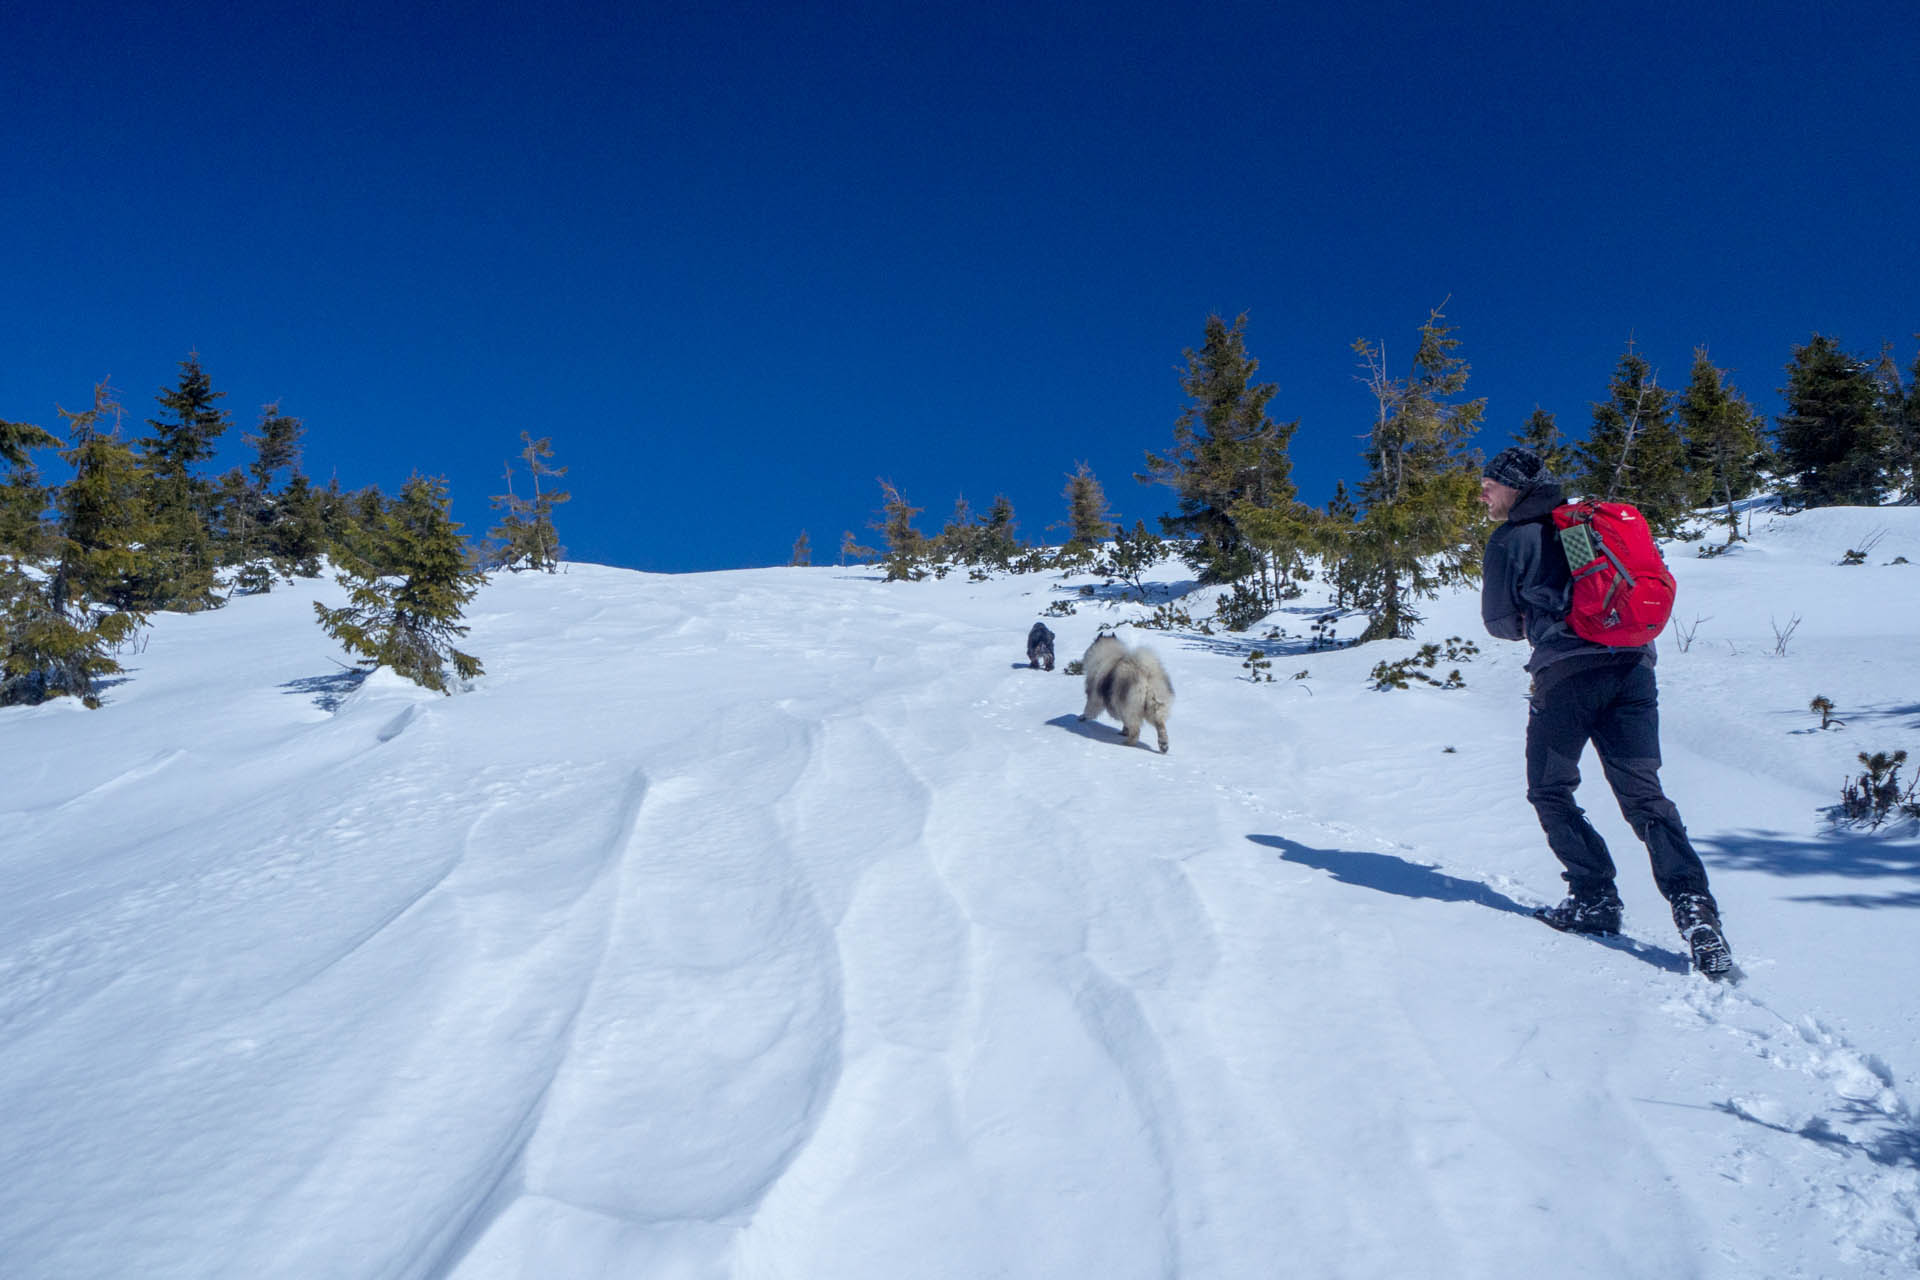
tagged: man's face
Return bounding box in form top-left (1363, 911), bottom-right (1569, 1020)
top-left (1480, 477), bottom-right (1520, 521)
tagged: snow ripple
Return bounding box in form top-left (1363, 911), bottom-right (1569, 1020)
top-left (472, 704), bottom-right (845, 1258)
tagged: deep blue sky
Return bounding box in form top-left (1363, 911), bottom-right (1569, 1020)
top-left (5, 1), bottom-right (1915, 572)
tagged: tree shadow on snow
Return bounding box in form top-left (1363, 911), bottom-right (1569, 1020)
top-left (1178, 631), bottom-right (1321, 662)
top-left (1847, 700), bottom-right (1920, 729)
top-left (1051, 577), bottom-right (1199, 608)
top-left (281, 669), bottom-right (369, 712)
top-left (1715, 1098), bottom-right (1920, 1171)
top-left (1248, 834), bottom-right (1693, 975)
top-left (1694, 829), bottom-right (1920, 906)
top-left (1175, 607), bottom-right (1366, 663)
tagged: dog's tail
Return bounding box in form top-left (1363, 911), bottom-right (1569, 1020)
top-left (1131, 646), bottom-right (1173, 711)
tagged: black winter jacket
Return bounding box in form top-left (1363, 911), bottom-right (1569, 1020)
top-left (1481, 480), bottom-right (1652, 677)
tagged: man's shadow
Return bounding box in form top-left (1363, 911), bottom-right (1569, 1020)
top-left (1248, 834), bottom-right (1691, 975)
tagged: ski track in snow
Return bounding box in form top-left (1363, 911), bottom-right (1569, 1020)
top-left (4, 515), bottom-right (1920, 1278)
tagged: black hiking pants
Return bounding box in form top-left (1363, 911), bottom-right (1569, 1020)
top-left (1525, 659), bottom-right (1713, 905)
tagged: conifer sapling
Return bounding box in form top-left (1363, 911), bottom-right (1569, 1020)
top-left (314, 474), bottom-right (484, 693)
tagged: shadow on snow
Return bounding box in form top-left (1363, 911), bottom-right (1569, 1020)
top-left (1785, 700), bottom-right (1920, 735)
top-left (281, 669), bottom-right (369, 712)
top-left (1695, 829), bottom-right (1920, 904)
top-left (1044, 712), bottom-right (1160, 751)
top-left (1715, 1098), bottom-right (1920, 1172)
top-left (1248, 833), bottom-right (1692, 975)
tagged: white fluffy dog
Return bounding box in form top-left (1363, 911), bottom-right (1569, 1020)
top-left (1078, 633), bottom-right (1174, 753)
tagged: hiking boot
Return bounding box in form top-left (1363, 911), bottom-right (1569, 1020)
top-left (1672, 893), bottom-right (1733, 978)
top-left (1535, 893), bottom-right (1623, 935)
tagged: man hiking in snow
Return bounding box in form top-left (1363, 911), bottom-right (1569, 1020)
top-left (1478, 446), bottom-right (1734, 977)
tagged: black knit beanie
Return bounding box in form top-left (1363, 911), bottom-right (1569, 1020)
top-left (1482, 446), bottom-right (1549, 492)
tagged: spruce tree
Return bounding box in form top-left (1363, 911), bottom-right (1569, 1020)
top-left (486, 434), bottom-right (569, 572)
top-left (1575, 346), bottom-right (1691, 535)
top-left (1, 558), bottom-right (142, 707)
top-left (1513, 408), bottom-right (1577, 478)
top-left (1340, 305), bottom-right (1487, 642)
top-left (314, 474), bottom-right (484, 693)
top-left (208, 402), bottom-right (308, 586)
top-left (789, 530), bottom-right (812, 566)
top-left (3, 383), bottom-right (153, 707)
top-left (870, 480), bottom-right (928, 581)
top-left (1871, 339), bottom-right (1920, 500)
top-left (1677, 349), bottom-right (1765, 542)
top-left (140, 354), bottom-right (230, 475)
top-left (485, 456), bottom-right (534, 571)
top-left (1229, 493), bottom-right (1327, 603)
top-left (0, 463), bottom-right (50, 559)
top-left (333, 485), bottom-right (394, 573)
top-left (1058, 462), bottom-right (1114, 562)
top-left (2, 416), bottom-right (59, 469)
top-left (134, 353), bottom-right (230, 610)
top-left (1318, 480), bottom-right (1364, 610)
top-left (1, 416), bottom-right (57, 558)
top-left (52, 383), bottom-right (158, 614)
top-left (933, 496), bottom-right (980, 565)
top-left (1904, 343), bottom-right (1920, 499)
top-left (838, 529), bottom-right (876, 566)
top-left (1775, 334), bottom-right (1889, 506)
top-left (264, 471), bottom-right (328, 578)
top-left (0, 415), bottom-right (63, 702)
top-left (1139, 313), bottom-right (1300, 597)
top-left (976, 495), bottom-right (1021, 569)
top-left (518, 434), bottom-right (568, 570)
top-left (245, 403), bottom-right (304, 490)
top-left (210, 467), bottom-right (265, 586)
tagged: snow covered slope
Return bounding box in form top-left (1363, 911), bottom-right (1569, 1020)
top-left (3, 504), bottom-right (1917, 1279)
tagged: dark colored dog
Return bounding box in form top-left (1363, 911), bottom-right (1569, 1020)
top-left (1026, 622), bottom-right (1056, 671)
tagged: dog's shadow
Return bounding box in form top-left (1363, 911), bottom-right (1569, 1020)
top-left (1046, 712), bottom-right (1158, 750)
top-left (1248, 834), bottom-right (1692, 974)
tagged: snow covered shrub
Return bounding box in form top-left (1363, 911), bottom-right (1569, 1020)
top-left (1010, 545), bottom-right (1055, 575)
top-left (1213, 582), bottom-right (1267, 632)
top-left (1132, 602), bottom-right (1197, 631)
top-left (1837, 528), bottom-right (1886, 566)
top-left (1839, 750), bottom-right (1914, 829)
top-left (231, 562), bottom-right (274, 596)
top-left (1367, 636), bottom-right (1480, 691)
top-left (1095, 520), bottom-right (1167, 601)
top-left (1241, 649), bottom-right (1274, 682)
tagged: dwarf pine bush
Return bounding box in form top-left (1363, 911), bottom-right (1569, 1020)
top-left (1840, 750), bottom-right (1917, 829)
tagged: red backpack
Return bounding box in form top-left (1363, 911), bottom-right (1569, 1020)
top-left (1550, 501), bottom-right (1676, 645)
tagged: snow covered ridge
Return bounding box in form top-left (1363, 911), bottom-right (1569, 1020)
top-left (2, 506), bottom-right (1917, 1279)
